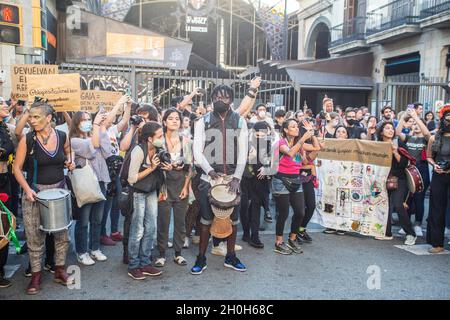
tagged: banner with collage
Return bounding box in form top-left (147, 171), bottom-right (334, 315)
top-left (314, 139), bottom-right (393, 237)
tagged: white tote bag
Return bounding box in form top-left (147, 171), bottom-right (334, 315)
top-left (69, 162), bottom-right (106, 208)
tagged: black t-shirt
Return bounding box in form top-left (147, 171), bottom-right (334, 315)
top-left (390, 140), bottom-right (409, 179)
top-left (347, 126), bottom-right (366, 139)
top-left (0, 123), bottom-right (14, 161)
top-left (404, 135), bottom-right (427, 162)
top-left (427, 121), bottom-right (436, 131)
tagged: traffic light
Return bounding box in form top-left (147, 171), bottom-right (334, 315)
top-left (32, 0), bottom-right (47, 49)
top-left (0, 3), bottom-right (22, 45)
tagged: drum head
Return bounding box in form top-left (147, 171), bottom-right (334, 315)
top-left (210, 185), bottom-right (236, 203)
top-left (36, 188), bottom-right (70, 200)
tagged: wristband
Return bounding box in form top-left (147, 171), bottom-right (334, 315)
top-left (246, 92), bottom-right (256, 99)
top-left (249, 87), bottom-right (258, 93)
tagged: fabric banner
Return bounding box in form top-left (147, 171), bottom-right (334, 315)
top-left (257, 3), bottom-right (287, 61)
top-left (80, 90), bottom-right (122, 112)
top-left (10, 64), bottom-right (59, 100)
top-left (27, 73), bottom-right (81, 112)
top-left (314, 139), bottom-right (393, 237)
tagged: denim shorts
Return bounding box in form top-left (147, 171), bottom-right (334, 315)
top-left (271, 177), bottom-right (303, 195)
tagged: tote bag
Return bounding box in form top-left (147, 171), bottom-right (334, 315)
top-left (69, 162), bottom-right (106, 208)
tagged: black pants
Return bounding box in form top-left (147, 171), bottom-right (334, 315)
top-left (386, 179), bottom-right (415, 237)
top-left (239, 177), bottom-right (251, 236)
top-left (300, 173), bottom-right (316, 229)
top-left (275, 191), bottom-right (305, 237)
top-left (407, 161), bottom-right (430, 224)
top-left (242, 177), bottom-right (269, 239)
top-left (427, 172), bottom-right (450, 248)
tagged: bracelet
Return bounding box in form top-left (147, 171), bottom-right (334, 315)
top-left (249, 87), bottom-right (258, 93)
top-left (246, 92), bottom-right (256, 99)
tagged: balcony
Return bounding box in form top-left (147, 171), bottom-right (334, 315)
top-left (419, 0), bottom-right (450, 28)
top-left (329, 17), bottom-right (369, 54)
top-left (365, 0), bottom-right (421, 45)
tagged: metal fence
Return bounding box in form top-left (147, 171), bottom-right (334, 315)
top-left (373, 81), bottom-right (449, 115)
top-left (58, 62), bottom-right (297, 113)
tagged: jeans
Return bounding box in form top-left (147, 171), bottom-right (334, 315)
top-left (75, 182), bottom-right (107, 254)
top-left (128, 191), bottom-right (158, 270)
top-left (101, 175), bottom-right (121, 236)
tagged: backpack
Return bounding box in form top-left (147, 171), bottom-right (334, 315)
top-left (119, 143), bottom-right (148, 188)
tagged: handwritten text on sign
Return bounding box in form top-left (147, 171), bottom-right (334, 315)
top-left (80, 90), bottom-right (122, 112)
top-left (10, 65), bottom-right (58, 100)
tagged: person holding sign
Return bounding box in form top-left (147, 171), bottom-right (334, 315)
top-left (13, 101), bottom-right (75, 295)
top-left (375, 122), bottom-right (416, 245)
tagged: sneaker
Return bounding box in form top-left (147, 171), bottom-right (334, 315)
top-left (141, 264), bottom-right (162, 276)
top-left (0, 277), bottom-right (11, 288)
top-left (295, 236), bottom-right (304, 246)
top-left (44, 262), bottom-right (55, 274)
top-left (211, 242), bottom-right (227, 256)
top-left (398, 228), bottom-right (406, 236)
top-left (183, 237), bottom-right (189, 249)
top-left (298, 230), bottom-right (313, 243)
top-left (404, 235), bottom-right (417, 246)
top-left (264, 211), bottom-right (273, 223)
top-left (90, 250), bottom-right (107, 262)
top-left (429, 247), bottom-right (445, 254)
top-left (274, 242), bottom-right (293, 255)
top-left (190, 255), bottom-right (207, 275)
top-left (24, 265), bottom-right (32, 277)
top-left (336, 230), bottom-right (347, 236)
top-left (110, 232), bottom-right (123, 242)
top-left (248, 237), bottom-right (264, 249)
top-left (234, 244), bottom-right (242, 251)
top-left (100, 235), bottom-right (116, 246)
top-left (323, 228), bottom-right (337, 234)
top-left (192, 236), bottom-right (200, 244)
top-left (77, 253), bottom-right (95, 266)
top-left (224, 255), bottom-right (247, 272)
top-left (414, 226), bottom-right (423, 237)
top-left (128, 268), bottom-right (146, 280)
top-left (168, 241), bottom-right (173, 248)
top-left (375, 235), bottom-right (394, 241)
top-left (287, 239), bottom-right (303, 254)
top-left (155, 257), bottom-right (166, 267)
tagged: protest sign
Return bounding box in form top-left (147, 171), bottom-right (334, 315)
top-left (11, 64), bottom-right (58, 100)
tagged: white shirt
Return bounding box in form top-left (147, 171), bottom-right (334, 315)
top-left (193, 115), bottom-right (248, 182)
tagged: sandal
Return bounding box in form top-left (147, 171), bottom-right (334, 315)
top-left (174, 255), bottom-right (187, 266)
top-left (155, 257), bottom-right (166, 267)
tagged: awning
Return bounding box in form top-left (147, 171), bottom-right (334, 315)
top-left (284, 52), bottom-right (374, 90)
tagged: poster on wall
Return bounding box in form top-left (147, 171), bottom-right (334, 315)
top-left (314, 139), bottom-right (392, 237)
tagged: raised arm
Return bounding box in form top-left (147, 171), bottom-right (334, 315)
top-left (236, 77), bottom-right (262, 118)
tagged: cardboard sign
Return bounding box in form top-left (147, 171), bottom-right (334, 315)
top-left (10, 64), bottom-right (58, 100)
top-left (27, 73), bottom-right (81, 112)
top-left (80, 90), bottom-right (123, 112)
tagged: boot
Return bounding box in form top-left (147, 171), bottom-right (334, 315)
top-left (123, 245), bottom-right (129, 265)
top-left (54, 266), bottom-right (74, 286)
top-left (26, 272), bottom-right (41, 295)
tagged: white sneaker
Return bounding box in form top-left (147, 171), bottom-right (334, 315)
top-left (398, 228), bottom-right (406, 235)
top-left (168, 241), bottom-right (173, 248)
top-left (374, 235), bottom-right (394, 241)
top-left (183, 237), bottom-right (189, 249)
top-left (77, 253), bottom-right (95, 266)
top-left (90, 250), bottom-right (107, 261)
top-left (234, 244), bottom-right (242, 251)
top-left (192, 236), bottom-right (200, 244)
top-left (155, 257), bottom-right (166, 267)
top-left (414, 226), bottom-right (423, 237)
top-left (211, 242), bottom-right (227, 256)
top-left (404, 235), bottom-right (417, 246)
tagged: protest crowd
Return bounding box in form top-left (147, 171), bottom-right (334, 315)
top-left (0, 73), bottom-right (450, 295)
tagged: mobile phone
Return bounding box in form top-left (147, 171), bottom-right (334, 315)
top-left (98, 104), bottom-right (105, 114)
top-left (125, 87), bottom-right (131, 96)
top-left (407, 104), bottom-right (414, 110)
top-left (393, 137), bottom-right (399, 147)
top-left (197, 88), bottom-right (206, 96)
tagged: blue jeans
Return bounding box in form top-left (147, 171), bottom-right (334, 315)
top-left (128, 191), bottom-right (158, 270)
top-left (101, 175), bottom-right (121, 236)
top-left (75, 182), bottom-right (107, 254)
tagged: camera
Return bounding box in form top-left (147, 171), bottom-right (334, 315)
top-left (130, 115), bottom-right (144, 126)
top-left (437, 161), bottom-right (450, 171)
top-left (156, 148), bottom-right (172, 165)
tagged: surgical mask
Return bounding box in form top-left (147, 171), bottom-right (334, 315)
top-left (80, 120), bottom-right (93, 133)
top-left (258, 111), bottom-right (266, 119)
top-left (152, 138), bottom-right (165, 148)
top-left (2, 116), bottom-right (10, 123)
top-left (213, 101), bottom-right (230, 114)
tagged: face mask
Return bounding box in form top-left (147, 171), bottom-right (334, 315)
top-left (443, 119), bottom-right (450, 132)
top-left (213, 101), bottom-right (230, 114)
top-left (80, 120), bottom-right (93, 133)
top-left (151, 138), bottom-right (164, 148)
top-left (258, 111), bottom-right (266, 119)
top-left (347, 119), bottom-right (357, 126)
top-left (2, 116), bottom-right (10, 123)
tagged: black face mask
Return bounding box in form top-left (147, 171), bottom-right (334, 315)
top-left (213, 101), bottom-right (230, 114)
top-left (347, 119), bottom-right (357, 126)
top-left (443, 119), bottom-right (450, 133)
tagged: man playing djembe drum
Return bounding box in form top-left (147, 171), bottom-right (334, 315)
top-left (191, 84), bottom-right (251, 274)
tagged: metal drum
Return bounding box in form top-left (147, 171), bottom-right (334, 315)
top-left (36, 188), bottom-right (72, 233)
